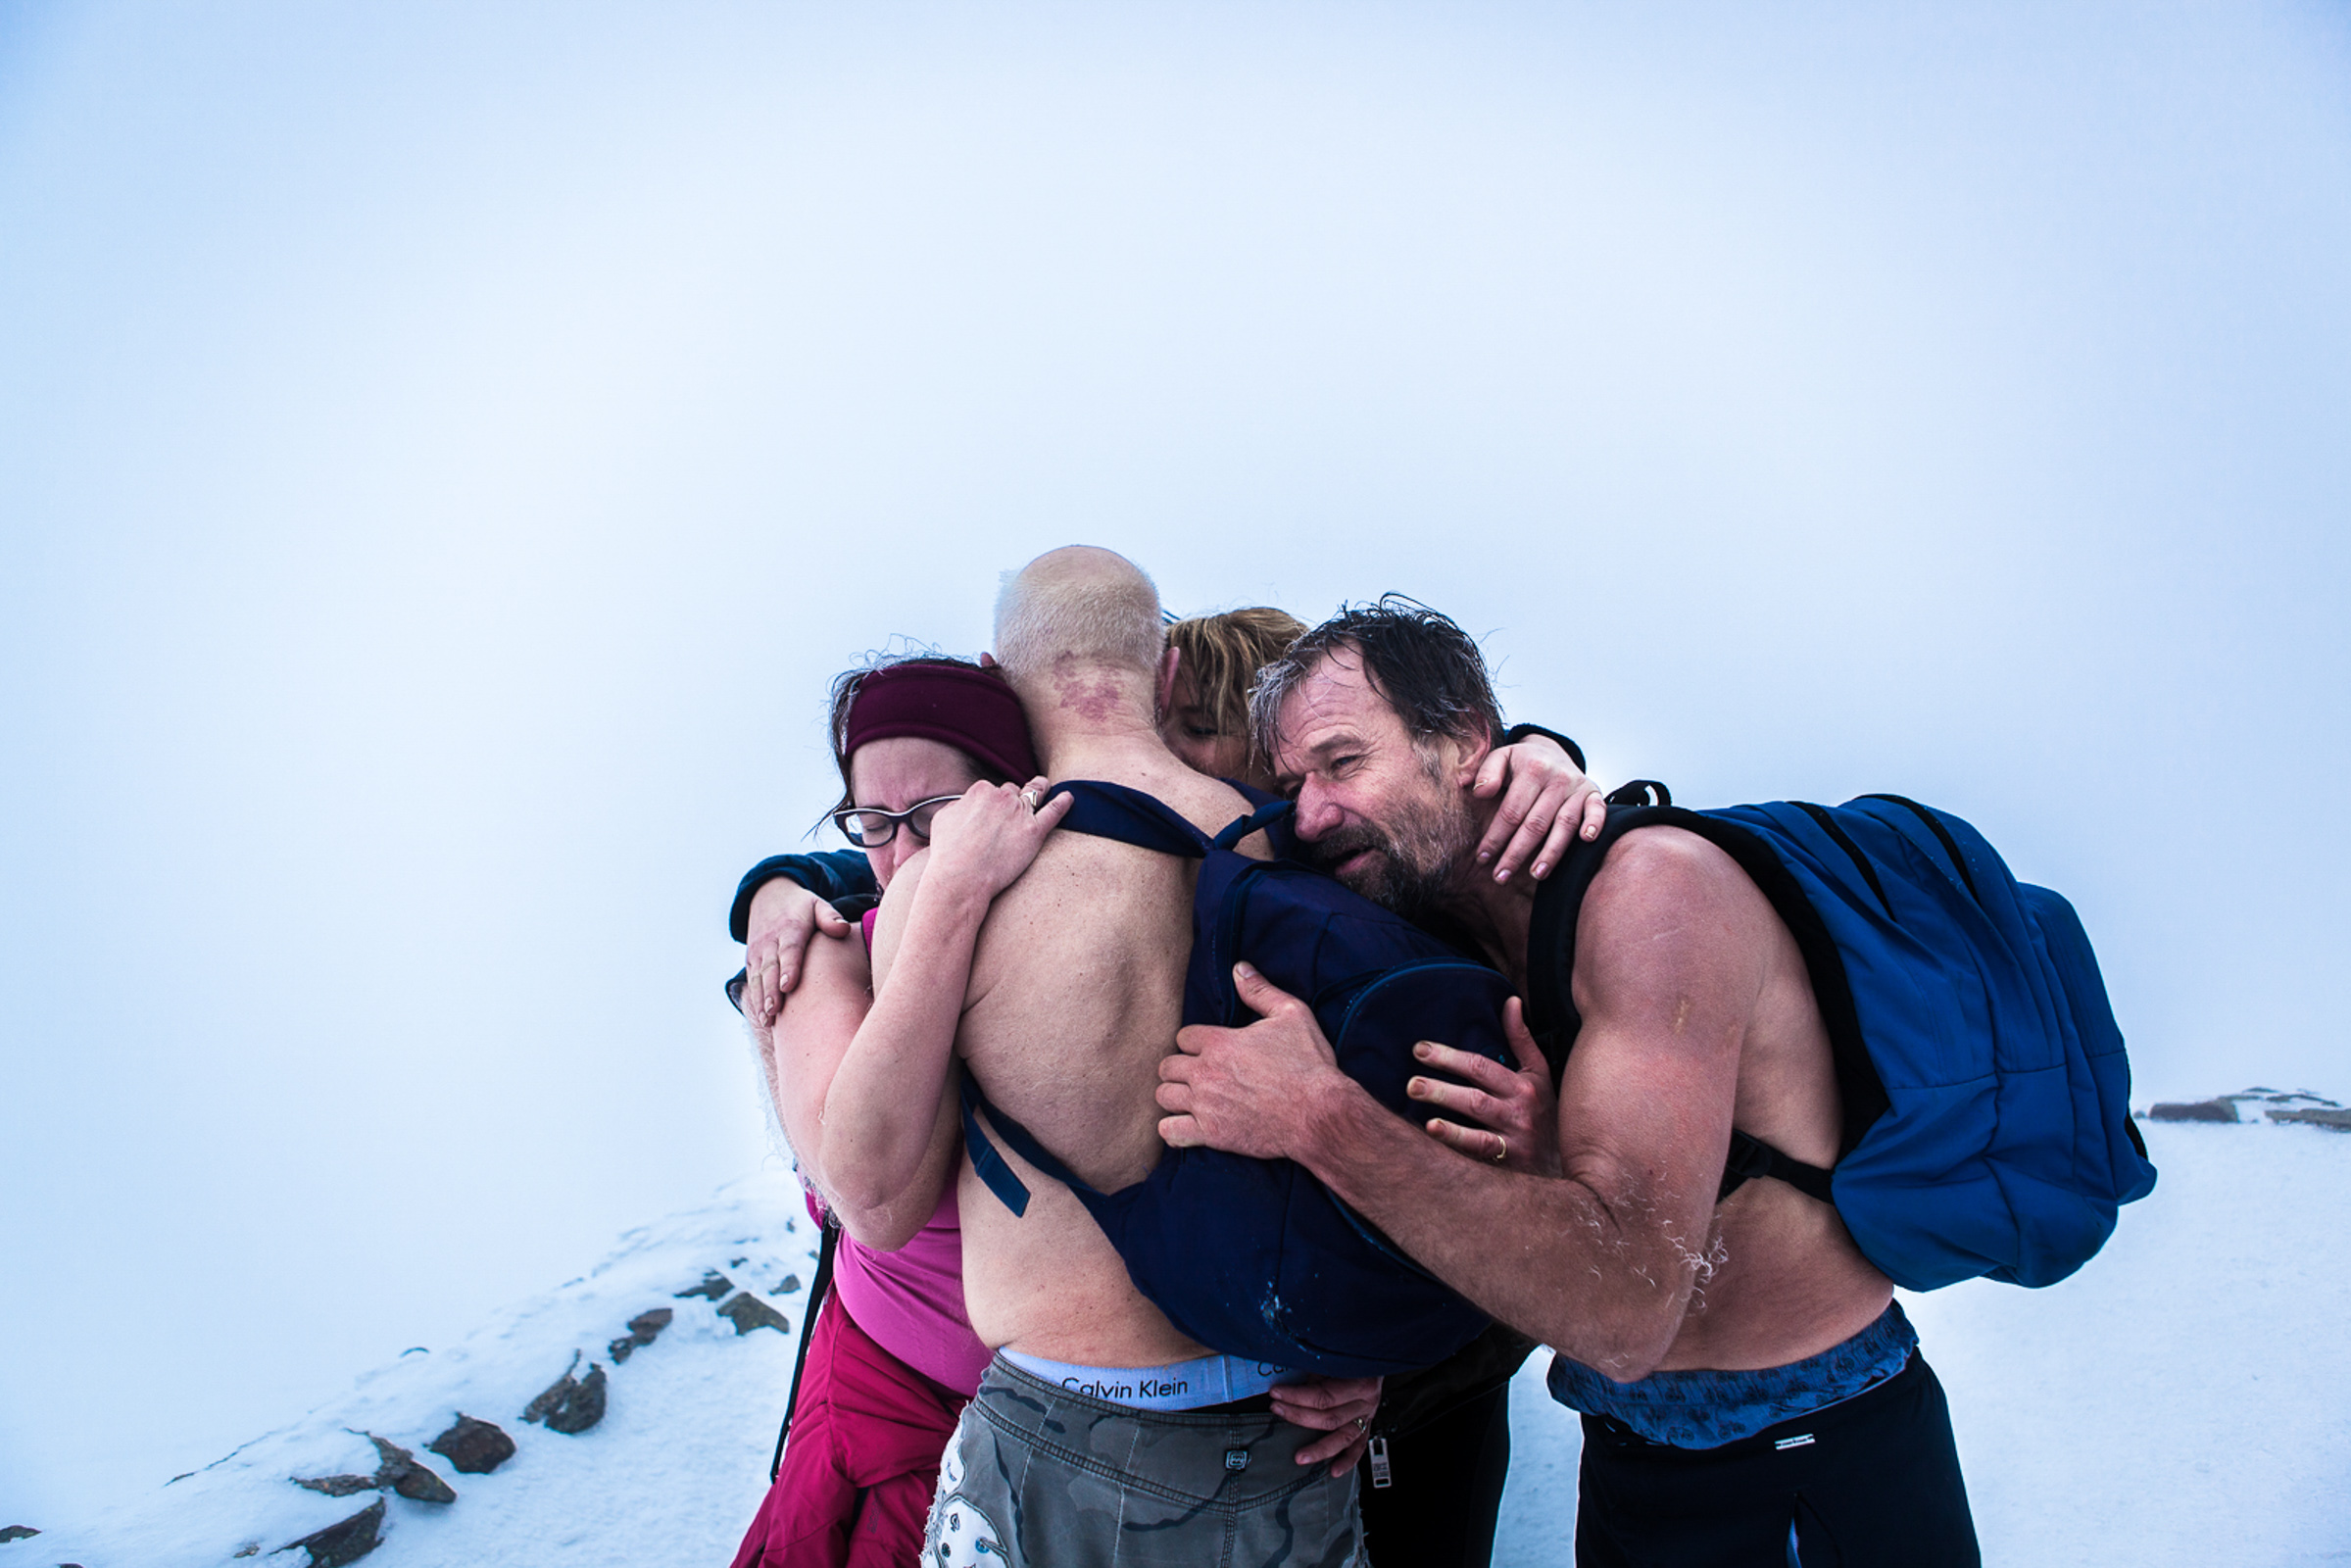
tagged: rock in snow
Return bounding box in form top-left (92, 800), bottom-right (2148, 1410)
top-left (293, 1436), bottom-right (455, 1505)
top-left (520, 1357), bottom-right (608, 1437)
top-left (12, 1135), bottom-right (2351, 1566)
top-left (717, 1292), bottom-right (790, 1338)
top-left (608, 1307), bottom-right (674, 1364)
top-left (280, 1497), bottom-right (383, 1567)
top-left (425, 1416), bottom-right (514, 1476)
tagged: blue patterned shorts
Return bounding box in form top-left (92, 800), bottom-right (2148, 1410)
top-left (1546, 1300), bottom-right (1919, 1448)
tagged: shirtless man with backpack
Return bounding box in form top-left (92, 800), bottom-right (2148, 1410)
top-left (818, 547), bottom-right (1375, 1567)
top-left (1158, 600), bottom-right (1996, 1566)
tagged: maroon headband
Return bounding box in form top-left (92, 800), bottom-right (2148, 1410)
top-left (843, 662), bottom-right (1038, 783)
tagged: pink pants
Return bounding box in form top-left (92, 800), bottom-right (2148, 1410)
top-left (728, 1290), bottom-right (969, 1568)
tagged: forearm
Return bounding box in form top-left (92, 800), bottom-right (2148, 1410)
top-left (818, 877), bottom-right (990, 1217)
top-left (1296, 1079), bottom-right (1695, 1378)
top-left (729, 851), bottom-right (875, 941)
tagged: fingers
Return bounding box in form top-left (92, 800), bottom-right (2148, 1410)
top-left (1034, 789), bottom-right (1074, 831)
top-left (1405, 1071), bottom-right (1504, 1128)
top-left (1424, 1116), bottom-right (1508, 1163)
top-left (1488, 798), bottom-right (1556, 884)
top-left (1270, 1376), bottom-right (1381, 1418)
top-left (1170, 1025), bottom-right (1215, 1061)
top-left (1293, 1424), bottom-right (1366, 1473)
top-left (1531, 799), bottom-right (1579, 882)
top-left (1470, 745), bottom-right (1511, 801)
top-left (771, 917), bottom-right (816, 1003)
top-left (813, 901), bottom-right (852, 935)
top-left (1156, 1112), bottom-right (1203, 1149)
top-left (1473, 773), bottom-right (1535, 872)
top-left (1578, 784), bottom-right (1609, 842)
top-left (1501, 997), bottom-right (1551, 1084)
top-left (1274, 1374), bottom-right (1381, 1474)
top-left (1410, 1039), bottom-right (1523, 1096)
top-left (1228, 960), bottom-right (1304, 1020)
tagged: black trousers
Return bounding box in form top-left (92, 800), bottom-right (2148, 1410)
top-left (1574, 1353), bottom-right (1980, 1568)
top-left (1359, 1379), bottom-right (1514, 1568)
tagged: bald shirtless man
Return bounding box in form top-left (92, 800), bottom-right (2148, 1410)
top-left (1158, 601), bottom-right (1980, 1567)
top-left (825, 548), bottom-right (1368, 1568)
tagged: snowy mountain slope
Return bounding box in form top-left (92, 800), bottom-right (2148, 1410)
top-left (8, 1171), bottom-right (817, 1568)
top-left (12, 1121), bottom-right (2348, 1567)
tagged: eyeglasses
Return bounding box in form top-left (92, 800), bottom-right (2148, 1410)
top-left (831, 795), bottom-right (965, 849)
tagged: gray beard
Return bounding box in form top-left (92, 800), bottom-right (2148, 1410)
top-left (1304, 794), bottom-right (1474, 923)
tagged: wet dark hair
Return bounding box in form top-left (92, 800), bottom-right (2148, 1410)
top-left (823, 654), bottom-right (1016, 818)
top-left (1249, 596), bottom-right (1502, 763)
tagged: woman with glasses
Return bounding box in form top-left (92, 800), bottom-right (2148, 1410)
top-left (728, 654), bottom-right (1069, 1568)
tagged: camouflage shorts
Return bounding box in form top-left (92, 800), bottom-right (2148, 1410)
top-left (923, 1353), bottom-right (1365, 1568)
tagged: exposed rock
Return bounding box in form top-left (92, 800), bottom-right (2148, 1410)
top-left (549, 1365), bottom-right (608, 1434)
top-left (523, 1355), bottom-right (609, 1435)
top-left (367, 1436), bottom-right (456, 1504)
top-left (718, 1291), bottom-right (791, 1337)
top-left (522, 1351), bottom-right (585, 1424)
top-left (234, 1545), bottom-right (261, 1558)
top-left (277, 1498), bottom-right (384, 1567)
top-left (2146, 1099), bottom-right (2238, 1123)
top-left (775, 1274), bottom-right (803, 1295)
top-left (292, 1473), bottom-right (378, 1498)
top-left (611, 1306), bottom-right (674, 1362)
top-left (293, 1434), bottom-right (454, 1504)
top-left (0, 1526), bottom-right (36, 1543)
top-left (2145, 1089), bottom-right (2343, 1125)
top-left (428, 1414), bottom-right (515, 1475)
top-left (2270, 1107), bottom-right (2351, 1132)
top-left (676, 1270), bottom-right (733, 1301)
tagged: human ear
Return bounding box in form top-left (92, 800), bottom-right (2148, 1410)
top-left (1449, 733), bottom-right (1492, 789)
top-left (1155, 646), bottom-right (1182, 720)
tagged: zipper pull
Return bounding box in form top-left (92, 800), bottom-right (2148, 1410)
top-left (1367, 1435), bottom-right (1393, 1490)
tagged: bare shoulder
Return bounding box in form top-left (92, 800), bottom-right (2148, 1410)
top-left (1585, 824), bottom-right (1762, 923)
top-left (1575, 825), bottom-right (1776, 1015)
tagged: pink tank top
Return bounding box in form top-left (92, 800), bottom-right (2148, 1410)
top-left (814, 907), bottom-right (991, 1397)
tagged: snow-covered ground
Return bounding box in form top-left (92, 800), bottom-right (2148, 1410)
top-left (12, 1118), bottom-right (2347, 1566)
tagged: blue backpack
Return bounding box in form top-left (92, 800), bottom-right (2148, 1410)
top-left (1533, 789), bottom-right (2157, 1292)
top-left (957, 780), bottom-right (1518, 1378)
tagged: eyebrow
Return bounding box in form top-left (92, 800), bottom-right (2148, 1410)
top-left (1271, 727), bottom-right (1366, 789)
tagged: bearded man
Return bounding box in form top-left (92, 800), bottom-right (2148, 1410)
top-left (1158, 599), bottom-right (1980, 1568)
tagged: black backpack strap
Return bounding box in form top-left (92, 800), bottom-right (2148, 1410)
top-left (1527, 790), bottom-right (1854, 1208)
top-left (1717, 1130), bottom-right (1836, 1204)
top-left (769, 1212), bottom-right (841, 1483)
top-left (1046, 780), bottom-right (1214, 858)
top-left (1210, 798), bottom-right (1293, 851)
top-left (957, 1072), bottom-right (1099, 1216)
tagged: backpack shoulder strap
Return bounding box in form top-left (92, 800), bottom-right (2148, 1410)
top-left (1047, 779), bottom-right (1292, 858)
top-left (1045, 780), bottom-right (1214, 858)
top-left (1526, 793), bottom-right (1848, 1206)
top-left (957, 1071), bottom-right (1100, 1216)
top-left (769, 1213), bottom-right (840, 1482)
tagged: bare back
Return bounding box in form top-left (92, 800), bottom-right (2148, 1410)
top-left (955, 762), bottom-right (1266, 1364)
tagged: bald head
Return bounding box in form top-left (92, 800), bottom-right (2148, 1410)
top-left (993, 547), bottom-right (1167, 700)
